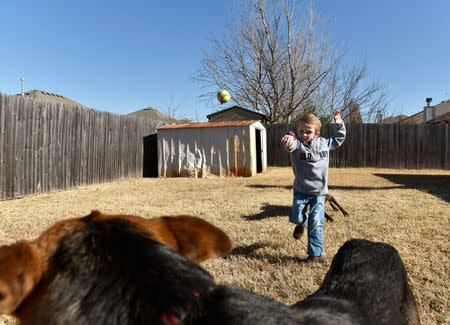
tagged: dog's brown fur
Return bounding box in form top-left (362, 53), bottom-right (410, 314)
top-left (82, 211), bottom-right (233, 263)
top-left (0, 242), bottom-right (43, 314)
top-left (0, 211), bottom-right (232, 316)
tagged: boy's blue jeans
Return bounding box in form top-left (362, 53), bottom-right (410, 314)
top-left (289, 191), bottom-right (325, 257)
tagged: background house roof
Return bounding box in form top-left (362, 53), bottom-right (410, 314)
top-left (380, 99), bottom-right (450, 124)
top-left (427, 111), bottom-right (450, 124)
top-left (399, 99), bottom-right (450, 124)
top-left (20, 89), bottom-right (87, 108)
top-left (207, 105), bottom-right (267, 119)
top-left (380, 115), bottom-right (409, 124)
top-left (128, 107), bottom-right (177, 123)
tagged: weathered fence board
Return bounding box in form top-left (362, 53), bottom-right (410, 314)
top-left (267, 123), bottom-right (450, 170)
top-left (0, 93), bottom-right (164, 200)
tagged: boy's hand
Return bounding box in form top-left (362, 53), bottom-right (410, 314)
top-left (334, 111), bottom-right (343, 124)
top-left (281, 135), bottom-right (294, 149)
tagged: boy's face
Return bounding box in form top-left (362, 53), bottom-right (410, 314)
top-left (297, 122), bottom-right (320, 143)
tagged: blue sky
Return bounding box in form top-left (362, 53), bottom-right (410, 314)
top-left (1, 0), bottom-right (448, 121)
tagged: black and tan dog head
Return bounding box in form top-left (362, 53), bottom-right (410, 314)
top-left (0, 211), bottom-right (230, 323)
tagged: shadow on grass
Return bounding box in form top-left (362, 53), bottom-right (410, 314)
top-left (248, 184), bottom-right (406, 191)
top-left (248, 174), bottom-right (450, 203)
top-left (241, 203), bottom-right (291, 221)
top-left (227, 242), bottom-right (305, 264)
top-left (373, 174), bottom-right (450, 203)
top-left (228, 242), bottom-right (272, 256)
top-left (247, 184), bottom-right (291, 190)
top-left (328, 185), bottom-right (406, 190)
top-left (241, 201), bottom-right (348, 221)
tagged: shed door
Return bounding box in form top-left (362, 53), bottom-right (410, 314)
top-left (143, 134), bottom-right (158, 177)
top-left (255, 129), bottom-right (263, 173)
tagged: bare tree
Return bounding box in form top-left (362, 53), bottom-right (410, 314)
top-left (160, 92), bottom-right (182, 121)
top-left (311, 59), bottom-right (389, 123)
top-left (195, 0), bottom-right (389, 123)
top-left (196, 0), bottom-right (341, 123)
top-left (154, 92), bottom-right (192, 123)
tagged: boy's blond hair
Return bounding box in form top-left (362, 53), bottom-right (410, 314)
top-left (298, 114), bottom-right (321, 133)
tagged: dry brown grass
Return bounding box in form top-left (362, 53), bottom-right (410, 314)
top-left (0, 167), bottom-right (449, 324)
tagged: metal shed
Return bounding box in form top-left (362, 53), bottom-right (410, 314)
top-left (157, 121), bottom-right (267, 178)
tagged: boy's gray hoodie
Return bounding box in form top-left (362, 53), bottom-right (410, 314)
top-left (286, 123), bottom-right (346, 196)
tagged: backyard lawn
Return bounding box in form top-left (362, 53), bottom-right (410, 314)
top-left (0, 167), bottom-right (449, 324)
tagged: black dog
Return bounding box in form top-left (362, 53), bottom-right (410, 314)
top-left (198, 240), bottom-right (420, 325)
top-left (292, 239), bottom-right (420, 325)
top-left (1, 217), bottom-right (420, 324)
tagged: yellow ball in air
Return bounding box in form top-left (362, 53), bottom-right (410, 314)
top-left (217, 89), bottom-right (231, 104)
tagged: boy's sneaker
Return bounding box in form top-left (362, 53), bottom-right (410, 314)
top-left (304, 256), bottom-right (327, 264)
top-left (293, 225), bottom-right (304, 240)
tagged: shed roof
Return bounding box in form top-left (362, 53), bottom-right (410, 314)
top-left (157, 120), bottom-right (260, 130)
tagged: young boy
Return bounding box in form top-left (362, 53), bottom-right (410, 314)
top-left (281, 112), bottom-right (345, 263)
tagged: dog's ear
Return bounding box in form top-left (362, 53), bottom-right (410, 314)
top-left (0, 242), bottom-right (43, 314)
top-left (159, 216), bottom-right (233, 263)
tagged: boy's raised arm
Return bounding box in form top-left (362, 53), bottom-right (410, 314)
top-left (334, 111), bottom-right (343, 125)
top-left (326, 111), bottom-right (346, 150)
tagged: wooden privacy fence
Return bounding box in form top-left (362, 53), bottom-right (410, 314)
top-left (267, 123), bottom-right (450, 170)
top-left (2, 91), bottom-right (449, 201)
top-left (0, 93), bottom-right (164, 200)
